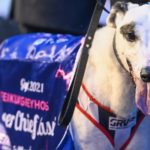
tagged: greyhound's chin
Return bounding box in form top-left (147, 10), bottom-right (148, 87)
top-left (135, 78), bottom-right (150, 115)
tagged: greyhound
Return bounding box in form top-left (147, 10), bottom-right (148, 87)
top-left (71, 2), bottom-right (150, 150)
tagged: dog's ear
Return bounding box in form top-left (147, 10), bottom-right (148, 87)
top-left (106, 2), bottom-right (139, 28)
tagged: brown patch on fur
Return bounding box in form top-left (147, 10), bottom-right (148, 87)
top-left (120, 22), bottom-right (138, 42)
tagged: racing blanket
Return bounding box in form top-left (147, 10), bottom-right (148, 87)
top-left (0, 33), bottom-right (84, 150)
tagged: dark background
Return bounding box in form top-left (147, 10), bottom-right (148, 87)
top-left (0, 0), bottom-right (149, 42)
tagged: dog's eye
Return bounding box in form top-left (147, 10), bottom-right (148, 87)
top-left (120, 23), bottom-right (137, 42)
top-left (125, 32), bottom-right (137, 42)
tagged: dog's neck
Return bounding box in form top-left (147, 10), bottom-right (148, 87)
top-left (82, 27), bottom-right (137, 118)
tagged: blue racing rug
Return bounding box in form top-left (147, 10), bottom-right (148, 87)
top-left (0, 33), bottom-right (84, 150)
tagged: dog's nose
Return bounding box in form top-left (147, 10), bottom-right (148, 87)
top-left (140, 67), bottom-right (150, 82)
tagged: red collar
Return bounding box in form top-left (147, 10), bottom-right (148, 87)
top-left (81, 83), bottom-right (114, 114)
top-left (76, 83), bottom-right (145, 149)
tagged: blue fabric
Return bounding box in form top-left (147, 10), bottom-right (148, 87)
top-left (57, 127), bottom-right (74, 150)
top-left (0, 33), bottom-right (83, 150)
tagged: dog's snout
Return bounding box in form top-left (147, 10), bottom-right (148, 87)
top-left (140, 67), bottom-right (150, 82)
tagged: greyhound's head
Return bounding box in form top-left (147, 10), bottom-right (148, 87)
top-left (107, 2), bottom-right (150, 115)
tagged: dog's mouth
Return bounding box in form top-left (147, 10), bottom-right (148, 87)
top-left (135, 78), bottom-right (150, 115)
top-left (126, 59), bottom-right (150, 115)
top-left (113, 35), bottom-right (150, 115)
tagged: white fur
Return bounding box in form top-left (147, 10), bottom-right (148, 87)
top-left (71, 3), bottom-right (150, 150)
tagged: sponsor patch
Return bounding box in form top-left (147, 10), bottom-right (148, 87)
top-left (109, 116), bottom-right (136, 130)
